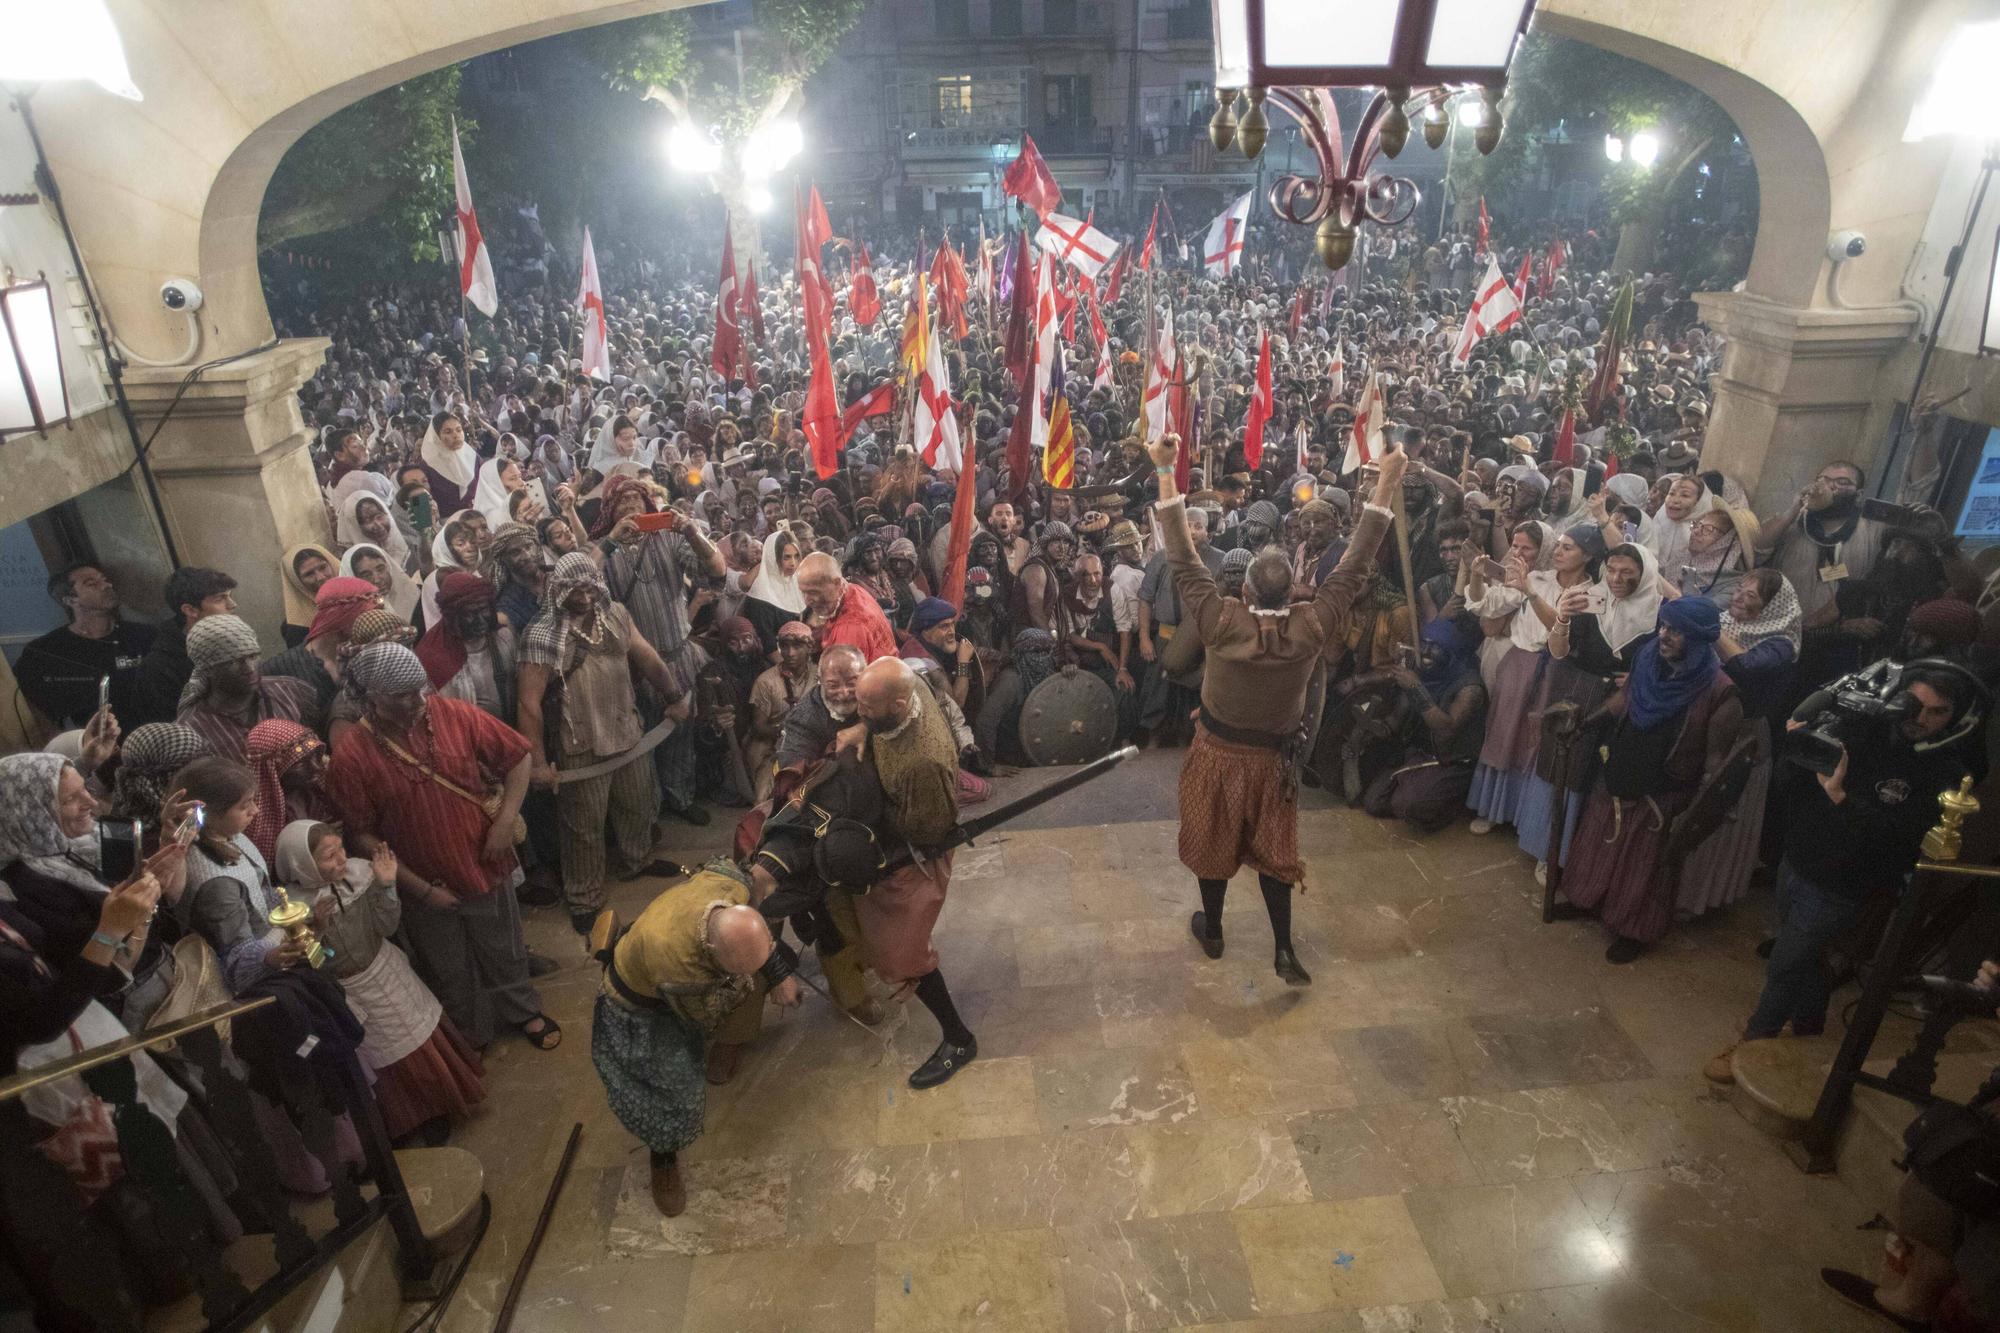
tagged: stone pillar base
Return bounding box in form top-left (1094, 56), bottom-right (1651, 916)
top-left (1693, 293), bottom-right (1917, 506)
top-left (120, 338), bottom-right (331, 644)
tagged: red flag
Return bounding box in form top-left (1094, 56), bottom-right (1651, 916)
top-left (1244, 330), bottom-right (1273, 470)
top-left (838, 381), bottom-right (896, 446)
top-left (795, 185), bottom-right (841, 478)
top-left (1511, 252), bottom-right (1533, 304)
top-left (1288, 285), bottom-right (1307, 336)
top-left (1101, 244), bottom-right (1131, 305)
top-left (930, 242), bottom-right (969, 340)
top-left (1552, 407), bottom-right (1576, 468)
top-left (1002, 230), bottom-right (1037, 389)
top-left (849, 242), bottom-right (881, 328)
top-left (1084, 279), bottom-right (1107, 347)
top-left (1005, 387), bottom-right (1034, 502)
top-left (1604, 451), bottom-right (1620, 479)
top-left (1476, 197), bottom-right (1490, 255)
top-left (804, 188), bottom-right (832, 253)
top-left (741, 260), bottom-right (766, 343)
top-left (1001, 133), bottom-right (1062, 218)
top-left (1138, 202), bottom-right (1158, 271)
top-left (941, 423), bottom-right (979, 608)
top-left (712, 222), bottom-right (742, 380)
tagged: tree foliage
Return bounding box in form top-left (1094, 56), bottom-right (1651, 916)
top-left (261, 68), bottom-right (468, 261)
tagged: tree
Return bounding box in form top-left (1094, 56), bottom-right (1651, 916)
top-left (573, 0), bottom-right (868, 256)
top-left (1448, 33), bottom-right (1743, 275)
top-left (261, 68), bottom-right (468, 262)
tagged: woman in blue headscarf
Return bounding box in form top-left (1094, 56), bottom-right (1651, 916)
top-left (1552, 596), bottom-right (1745, 963)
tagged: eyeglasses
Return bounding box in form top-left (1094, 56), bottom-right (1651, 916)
top-left (1817, 474), bottom-right (1859, 489)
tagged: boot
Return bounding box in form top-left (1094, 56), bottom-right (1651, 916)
top-left (649, 1153), bottom-right (686, 1217)
top-left (1274, 947), bottom-right (1312, 986)
top-left (1703, 1040), bottom-right (1740, 1085)
top-left (705, 1041), bottom-right (743, 1086)
top-left (1189, 911), bottom-right (1223, 960)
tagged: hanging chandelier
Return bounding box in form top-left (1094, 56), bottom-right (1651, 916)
top-left (1208, 0), bottom-right (1540, 269)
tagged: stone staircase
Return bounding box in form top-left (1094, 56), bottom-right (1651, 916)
top-left (148, 1146), bottom-right (484, 1333)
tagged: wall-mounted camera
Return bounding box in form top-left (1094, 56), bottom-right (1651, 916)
top-left (160, 278), bottom-right (204, 312)
top-left (1826, 231), bottom-right (1868, 262)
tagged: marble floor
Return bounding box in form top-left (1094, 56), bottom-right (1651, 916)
top-left (417, 749), bottom-right (1917, 1332)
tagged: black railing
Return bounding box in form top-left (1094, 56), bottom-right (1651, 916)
top-left (1037, 124), bottom-right (1114, 156)
top-left (2, 995), bottom-right (440, 1329)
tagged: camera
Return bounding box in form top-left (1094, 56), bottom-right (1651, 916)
top-left (1785, 657), bottom-right (1989, 776)
top-left (160, 278), bottom-right (205, 312)
top-left (1826, 231), bottom-right (1867, 262)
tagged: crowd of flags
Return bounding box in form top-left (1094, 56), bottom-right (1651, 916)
top-left (446, 118), bottom-right (1625, 613)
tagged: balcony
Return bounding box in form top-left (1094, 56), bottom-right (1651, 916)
top-left (1036, 124), bottom-right (1114, 157)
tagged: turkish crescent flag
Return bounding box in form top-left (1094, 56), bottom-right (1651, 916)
top-left (1001, 134), bottom-right (1062, 218)
top-left (576, 227), bottom-right (610, 382)
top-left (850, 242), bottom-right (881, 328)
top-left (451, 119), bottom-right (497, 318)
top-left (1244, 330), bottom-right (1273, 470)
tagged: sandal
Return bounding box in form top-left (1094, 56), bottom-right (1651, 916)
top-left (519, 1015), bottom-right (562, 1050)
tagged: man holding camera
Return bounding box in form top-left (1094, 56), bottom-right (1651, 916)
top-left (1708, 665), bottom-right (1981, 1081)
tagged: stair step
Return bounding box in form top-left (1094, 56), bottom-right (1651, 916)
top-left (1726, 1034), bottom-right (1843, 1139)
top-left (395, 1145), bottom-right (486, 1253)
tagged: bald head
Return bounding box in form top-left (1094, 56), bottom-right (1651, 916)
top-left (797, 551), bottom-right (844, 615)
top-left (708, 903), bottom-right (774, 976)
top-left (857, 656), bottom-right (916, 735)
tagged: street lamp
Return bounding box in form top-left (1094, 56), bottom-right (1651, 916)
top-left (1603, 134), bottom-right (1624, 163)
top-left (0, 274), bottom-right (72, 439)
top-left (0, 0), bottom-right (142, 100)
top-left (1208, 0), bottom-right (1539, 269)
top-left (1628, 131), bottom-right (1661, 167)
top-left (664, 122), bottom-right (723, 175)
top-left (742, 119), bottom-right (805, 178)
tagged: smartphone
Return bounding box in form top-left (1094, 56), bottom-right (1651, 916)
top-left (97, 675), bottom-right (111, 711)
top-left (1475, 556), bottom-right (1508, 582)
top-left (1860, 497), bottom-right (1924, 528)
top-left (173, 803), bottom-right (205, 849)
top-left (1580, 585), bottom-right (1611, 616)
top-left (100, 819), bottom-right (142, 882)
top-left (632, 511), bottom-right (678, 534)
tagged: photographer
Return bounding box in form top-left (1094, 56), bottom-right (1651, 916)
top-left (1708, 664), bottom-right (1983, 1080)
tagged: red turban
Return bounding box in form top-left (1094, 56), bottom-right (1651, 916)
top-left (308, 576), bottom-right (383, 643)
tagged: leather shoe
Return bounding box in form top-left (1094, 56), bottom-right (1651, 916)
top-left (705, 1041), bottom-right (743, 1086)
top-left (619, 859), bottom-right (688, 882)
top-left (1189, 911), bottom-right (1223, 960)
top-left (908, 1036), bottom-right (977, 1089)
top-left (1274, 948), bottom-right (1312, 986)
top-left (650, 1156), bottom-right (687, 1217)
top-left (1605, 936), bottom-right (1645, 964)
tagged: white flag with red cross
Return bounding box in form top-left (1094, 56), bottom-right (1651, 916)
top-left (1035, 212), bottom-right (1120, 281)
top-left (451, 119), bottom-right (497, 318)
top-left (1203, 190), bottom-right (1254, 277)
top-left (1451, 255), bottom-right (1524, 366)
top-left (576, 227), bottom-right (610, 382)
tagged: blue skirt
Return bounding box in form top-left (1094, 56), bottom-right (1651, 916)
top-left (1513, 773), bottom-right (1583, 863)
top-left (591, 993), bottom-right (708, 1156)
top-left (1466, 764), bottom-right (1533, 826)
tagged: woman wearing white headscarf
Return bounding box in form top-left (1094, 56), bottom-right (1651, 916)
top-left (1462, 518), bottom-right (1558, 833)
top-left (1602, 472), bottom-right (1657, 548)
top-left (336, 489), bottom-right (414, 573)
top-left (741, 520), bottom-right (808, 654)
top-left (341, 542), bottom-right (421, 624)
top-left (417, 410), bottom-right (477, 518)
top-left (472, 453), bottom-right (548, 531)
top-left (587, 413), bottom-right (658, 481)
top-left (1645, 473), bottom-right (1715, 577)
top-left (419, 510), bottom-right (482, 632)
top-left (1681, 568), bottom-right (1802, 919)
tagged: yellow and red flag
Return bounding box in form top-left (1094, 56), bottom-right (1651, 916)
top-left (1043, 393), bottom-right (1075, 488)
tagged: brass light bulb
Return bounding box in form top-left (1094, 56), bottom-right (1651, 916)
top-left (1209, 87), bottom-right (1237, 152)
top-left (1315, 215), bottom-right (1356, 271)
top-left (1421, 104), bottom-right (1448, 150)
top-left (1238, 88), bottom-right (1269, 159)
top-left (1379, 86), bottom-right (1410, 159)
top-left (1475, 89), bottom-right (1503, 155)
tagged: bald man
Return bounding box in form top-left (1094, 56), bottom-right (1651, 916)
top-left (591, 863), bottom-right (801, 1216)
top-left (837, 657), bottom-right (978, 1088)
top-left (798, 550), bottom-right (898, 663)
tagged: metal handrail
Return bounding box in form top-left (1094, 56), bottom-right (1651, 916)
top-left (0, 995), bottom-right (272, 1103)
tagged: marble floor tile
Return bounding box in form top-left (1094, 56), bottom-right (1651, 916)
top-left (1441, 1085), bottom-right (1649, 1183)
top-left (1400, 1177), bottom-right (1623, 1296)
top-left (1349, 1289), bottom-right (1569, 1332)
top-left (959, 1127), bottom-right (1145, 1230)
top-left (1331, 1021), bottom-right (1481, 1104)
top-left (681, 1241), bottom-right (876, 1333)
top-left (1031, 1044), bottom-right (1200, 1131)
top-left (1232, 1196), bottom-right (1447, 1314)
top-left (1181, 1029), bottom-right (1361, 1117)
top-left (1448, 1007), bottom-right (1656, 1092)
top-left (1051, 1212), bottom-right (1260, 1331)
top-left (500, 1254), bottom-right (693, 1333)
top-left (956, 981), bottom-right (1107, 1057)
top-left (688, 1063), bottom-right (889, 1161)
top-left (609, 1153), bottom-right (791, 1258)
top-left (1287, 1102), bottom-right (1482, 1200)
top-left (783, 1141), bottom-right (966, 1246)
top-left (874, 1227), bottom-right (1069, 1332)
top-left (875, 1053), bottom-right (1042, 1145)
top-left (1124, 1115), bottom-right (1315, 1217)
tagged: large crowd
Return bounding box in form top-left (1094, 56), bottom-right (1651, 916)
top-left (6, 200), bottom-right (2000, 1319)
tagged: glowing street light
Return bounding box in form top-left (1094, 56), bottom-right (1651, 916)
top-left (745, 185), bottom-right (774, 214)
top-left (1456, 99), bottom-right (1486, 128)
top-left (1628, 131), bottom-right (1661, 167)
top-left (1603, 134), bottom-right (1624, 162)
top-left (743, 119), bottom-right (804, 179)
top-left (0, 0), bottom-right (142, 99)
top-left (664, 122), bottom-right (723, 175)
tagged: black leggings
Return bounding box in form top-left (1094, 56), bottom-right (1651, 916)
top-left (1197, 874), bottom-right (1294, 951)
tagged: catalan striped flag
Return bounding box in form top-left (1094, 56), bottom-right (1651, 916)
top-left (1044, 393), bottom-right (1075, 488)
top-left (899, 273), bottom-right (929, 377)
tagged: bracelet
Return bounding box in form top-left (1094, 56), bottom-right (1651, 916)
top-left (1553, 616), bottom-right (1571, 629)
top-left (90, 930), bottom-right (124, 951)
top-left (1155, 465), bottom-right (1175, 477)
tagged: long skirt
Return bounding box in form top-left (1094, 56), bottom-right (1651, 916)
top-left (1676, 722), bottom-right (1772, 917)
top-left (591, 993), bottom-right (707, 1157)
top-left (1561, 786), bottom-right (1692, 943)
top-left (1514, 663), bottom-right (1615, 863)
top-left (852, 853), bottom-right (954, 985)
top-left (1178, 724), bottom-right (1302, 884)
top-left (1466, 646), bottom-right (1545, 826)
top-left (370, 1018), bottom-right (485, 1141)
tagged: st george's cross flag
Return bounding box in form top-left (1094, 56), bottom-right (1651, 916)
top-left (1142, 302), bottom-right (1178, 440)
top-left (1035, 211), bottom-right (1120, 281)
top-left (1342, 371), bottom-right (1384, 475)
top-left (1450, 255), bottom-right (1524, 367)
top-left (1029, 251), bottom-right (1059, 449)
top-left (1328, 342), bottom-right (1345, 400)
top-left (914, 315), bottom-right (962, 471)
top-left (1092, 337), bottom-right (1113, 391)
top-left (1203, 189), bottom-right (1254, 277)
top-left (451, 119), bottom-right (497, 318)
top-left (576, 227), bottom-right (610, 382)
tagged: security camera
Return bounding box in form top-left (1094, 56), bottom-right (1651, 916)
top-left (160, 279), bottom-right (204, 313)
top-left (1826, 231), bottom-right (1867, 262)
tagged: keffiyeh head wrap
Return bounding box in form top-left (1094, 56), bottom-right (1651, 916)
top-left (347, 643), bottom-right (429, 699)
top-left (1723, 575), bottom-right (1804, 651)
top-left (111, 723), bottom-right (210, 824)
top-left (0, 753), bottom-right (102, 893)
top-left (180, 614), bottom-right (263, 710)
top-left (244, 720), bottom-right (323, 867)
top-left (520, 552), bottom-right (613, 673)
top-left (307, 576), bottom-right (382, 643)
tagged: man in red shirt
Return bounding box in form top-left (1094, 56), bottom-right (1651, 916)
top-left (797, 551), bottom-right (897, 663)
top-left (326, 642), bottom-right (560, 1051)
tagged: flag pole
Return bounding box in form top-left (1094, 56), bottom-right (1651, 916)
top-left (1386, 417), bottom-right (1424, 652)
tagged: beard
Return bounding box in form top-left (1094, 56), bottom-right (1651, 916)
top-left (826, 698), bottom-right (856, 721)
top-left (863, 712), bottom-right (900, 735)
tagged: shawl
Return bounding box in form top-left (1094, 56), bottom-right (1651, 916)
top-left (419, 419), bottom-right (476, 491)
top-left (1596, 544), bottom-right (1666, 655)
top-left (519, 552), bottom-right (613, 675)
top-left (421, 510), bottom-right (481, 628)
top-left (341, 542), bottom-right (421, 622)
top-left (1645, 476), bottom-right (1715, 576)
top-left (244, 720), bottom-right (322, 867)
top-left (746, 522), bottom-right (808, 615)
top-left (1722, 575), bottom-right (1804, 651)
top-left (1602, 473), bottom-right (1658, 547)
top-left (0, 753), bottom-right (104, 894)
top-left (586, 416), bottom-right (658, 478)
top-left (281, 544), bottom-right (339, 627)
top-left (335, 489), bottom-right (412, 570)
top-left (1624, 597), bottom-right (1722, 731)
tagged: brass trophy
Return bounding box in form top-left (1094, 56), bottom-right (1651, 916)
top-left (1920, 776), bottom-right (1982, 863)
top-left (267, 886), bottom-right (328, 968)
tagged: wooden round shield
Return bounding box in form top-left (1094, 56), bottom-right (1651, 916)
top-left (1018, 668), bottom-right (1119, 766)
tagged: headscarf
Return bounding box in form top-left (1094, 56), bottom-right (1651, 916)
top-left (179, 614), bottom-right (263, 710)
top-left (0, 753), bottom-right (103, 893)
top-left (1602, 473), bottom-right (1658, 547)
top-left (519, 552), bottom-right (613, 674)
top-left (1417, 614), bottom-right (1480, 698)
top-left (484, 522), bottom-right (544, 590)
top-left (587, 415), bottom-right (658, 478)
top-left (1012, 628), bottom-right (1059, 697)
top-left (1623, 597), bottom-right (1722, 730)
top-left (746, 521), bottom-right (807, 615)
top-left (1595, 544), bottom-right (1666, 655)
top-left (1679, 506), bottom-right (1753, 592)
top-left (336, 489), bottom-right (413, 570)
top-left (275, 819), bottom-right (353, 897)
top-left (110, 723), bottom-right (209, 824)
top-left (909, 597), bottom-right (957, 634)
top-left (1549, 467), bottom-right (1592, 530)
top-left (244, 720), bottom-right (322, 867)
top-left (776, 620), bottom-right (816, 644)
top-left (422, 509), bottom-right (482, 627)
top-left (1562, 520), bottom-right (1608, 563)
top-left (306, 576), bottom-right (382, 643)
top-left (420, 416), bottom-right (476, 491)
top-left (281, 543), bottom-right (338, 627)
top-left (588, 474), bottom-right (653, 540)
top-left (341, 541), bottom-right (420, 622)
top-left (346, 642), bottom-right (430, 699)
top-left (1645, 475), bottom-right (1716, 575)
top-left (415, 572), bottom-right (496, 689)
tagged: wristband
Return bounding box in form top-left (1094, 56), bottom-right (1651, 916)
top-left (758, 939), bottom-right (800, 988)
top-left (90, 930), bottom-right (124, 951)
top-left (1155, 466), bottom-right (1175, 477)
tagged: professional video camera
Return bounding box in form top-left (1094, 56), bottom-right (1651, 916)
top-left (1785, 656), bottom-right (1989, 777)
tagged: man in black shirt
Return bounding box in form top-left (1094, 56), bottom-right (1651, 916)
top-left (131, 566), bottom-right (238, 727)
top-left (13, 563), bottom-right (155, 729)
